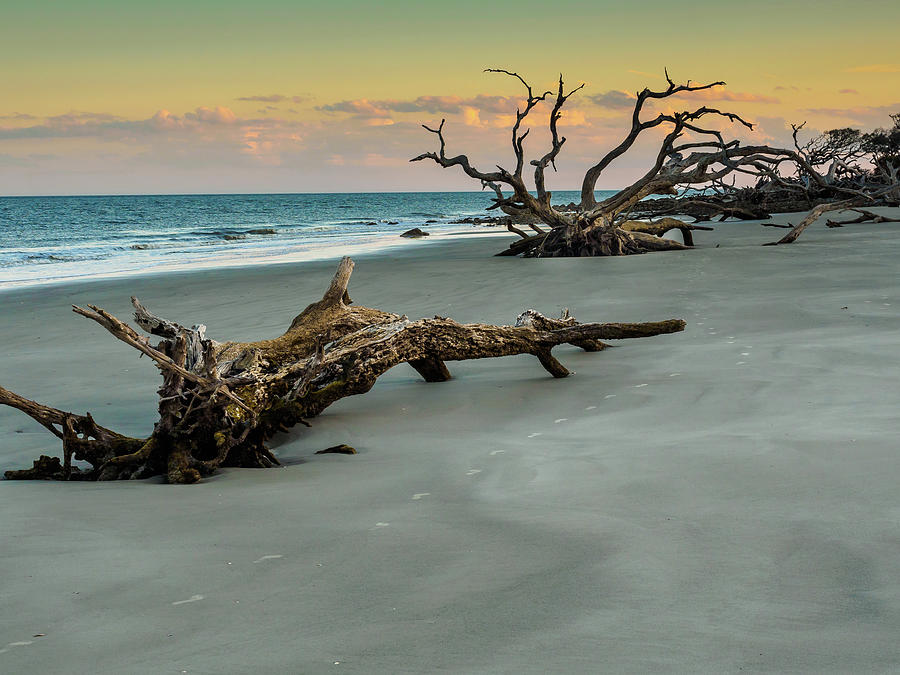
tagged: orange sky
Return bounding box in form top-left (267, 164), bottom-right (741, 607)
top-left (1, 0), bottom-right (898, 195)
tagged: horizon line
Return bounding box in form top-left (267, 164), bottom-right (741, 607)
top-left (0, 188), bottom-right (616, 199)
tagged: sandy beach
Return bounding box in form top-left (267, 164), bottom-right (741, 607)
top-left (2, 213), bottom-right (900, 673)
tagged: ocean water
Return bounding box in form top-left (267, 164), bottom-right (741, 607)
top-left (0, 190), bottom-right (609, 289)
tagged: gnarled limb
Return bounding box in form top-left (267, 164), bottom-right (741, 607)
top-left (3, 257), bottom-right (686, 483)
top-left (414, 67), bottom-right (898, 257)
top-left (825, 208), bottom-right (900, 228)
top-left (766, 187), bottom-right (897, 245)
top-left (413, 68), bottom-right (803, 256)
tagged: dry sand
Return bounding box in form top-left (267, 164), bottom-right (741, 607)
top-left (2, 212), bottom-right (899, 673)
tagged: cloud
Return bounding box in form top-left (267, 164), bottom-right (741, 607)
top-left (0, 112), bottom-right (38, 121)
top-left (318, 99), bottom-right (390, 116)
top-left (462, 107), bottom-right (481, 127)
top-left (589, 90), bottom-right (636, 109)
top-left (801, 103), bottom-right (900, 127)
top-left (587, 85), bottom-right (778, 110)
top-left (237, 94), bottom-right (285, 102)
top-left (0, 106), bottom-right (244, 140)
top-left (842, 64), bottom-right (900, 73)
top-left (236, 94), bottom-right (309, 103)
top-left (46, 111), bottom-right (124, 124)
top-left (318, 94), bottom-right (521, 118)
top-left (838, 89), bottom-right (859, 95)
top-left (184, 106), bottom-right (237, 124)
top-left (671, 86), bottom-right (780, 104)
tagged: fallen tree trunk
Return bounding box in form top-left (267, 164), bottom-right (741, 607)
top-left (2, 257), bottom-right (686, 484)
top-left (764, 188), bottom-right (897, 245)
top-left (824, 208), bottom-right (900, 228)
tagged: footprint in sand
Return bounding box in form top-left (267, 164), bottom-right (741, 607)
top-left (669, 373), bottom-right (680, 377)
top-left (741, 352), bottom-right (750, 356)
top-left (252, 554), bottom-right (283, 564)
top-left (527, 432), bottom-right (541, 438)
top-left (411, 493), bottom-right (430, 500)
top-left (374, 522), bottom-right (390, 528)
top-left (466, 469), bottom-right (482, 476)
top-left (736, 361), bottom-right (746, 365)
top-left (634, 383), bottom-right (648, 388)
top-left (604, 394), bottom-right (616, 399)
top-left (489, 450), bottom-right (505, 456)
top-left (554, 418), bottom-right (568, 424)
top-left (172, 595), bottom-right (204, 606)
top-left (585, 405), bottom-right (597, 410)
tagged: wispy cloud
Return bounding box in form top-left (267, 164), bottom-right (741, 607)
top-left (0, 106), bottom-right (249, 140)
top-left (318, 95), bottom-right (520, 118)
top-left (838, 89), bottom-right (859, 95)
top-left (236, 94), bottom-right (309, 103)
top-left (589, 85), bottom-right (778, 109)
top-left (671, 86), bottom-right (780, 104)
top-left (0, 112), bottom-right (38, 121)
top-left (842, 64), bottom-right (900, 73)
top-left (802, 103), bottom-right (900, 126)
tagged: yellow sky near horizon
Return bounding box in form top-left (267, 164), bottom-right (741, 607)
top-left (1, 0), bottom-right (898, 194)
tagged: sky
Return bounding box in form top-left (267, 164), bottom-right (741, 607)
top-left (1, 0), bottom-right (898, 196)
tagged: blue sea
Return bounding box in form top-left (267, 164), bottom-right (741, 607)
top-left (0, 191), bottom-right (612, 289)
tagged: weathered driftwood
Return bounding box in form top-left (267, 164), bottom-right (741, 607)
top-left (2, 257), bottom-right (686, 484)
top-left (413, 69), bottom-right (899, 256)
top-left (765, 187), bottom-right (899, 245)
top-left (411, 68), bottom-right (837, 257)
top-left (825, 208), bottom-right (900, 228)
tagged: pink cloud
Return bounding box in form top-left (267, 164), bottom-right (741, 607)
top-left (186, 106), bottom-right (236, 124)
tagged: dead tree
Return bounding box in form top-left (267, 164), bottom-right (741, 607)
top-left (1, 257), bottom-right (685, 484)
top-left (764, 185), bottom-right (900, 245)
top-left (412, 69), bottom-right (818, 257)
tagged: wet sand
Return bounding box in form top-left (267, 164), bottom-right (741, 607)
top-left (2, 212), bottom-right (899, 673)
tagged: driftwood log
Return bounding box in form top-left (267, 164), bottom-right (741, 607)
top-left (412, 68), bottom-right (838, 257)
top-left (2, 257), bottom-right (686, 484)
top-left (764, 187), bottom-right (900, 245)
top-left (413, 69), bottom-right (899, 256)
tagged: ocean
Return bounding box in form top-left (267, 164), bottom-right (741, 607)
top-left (0, 190), bottom-right (608, 289)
